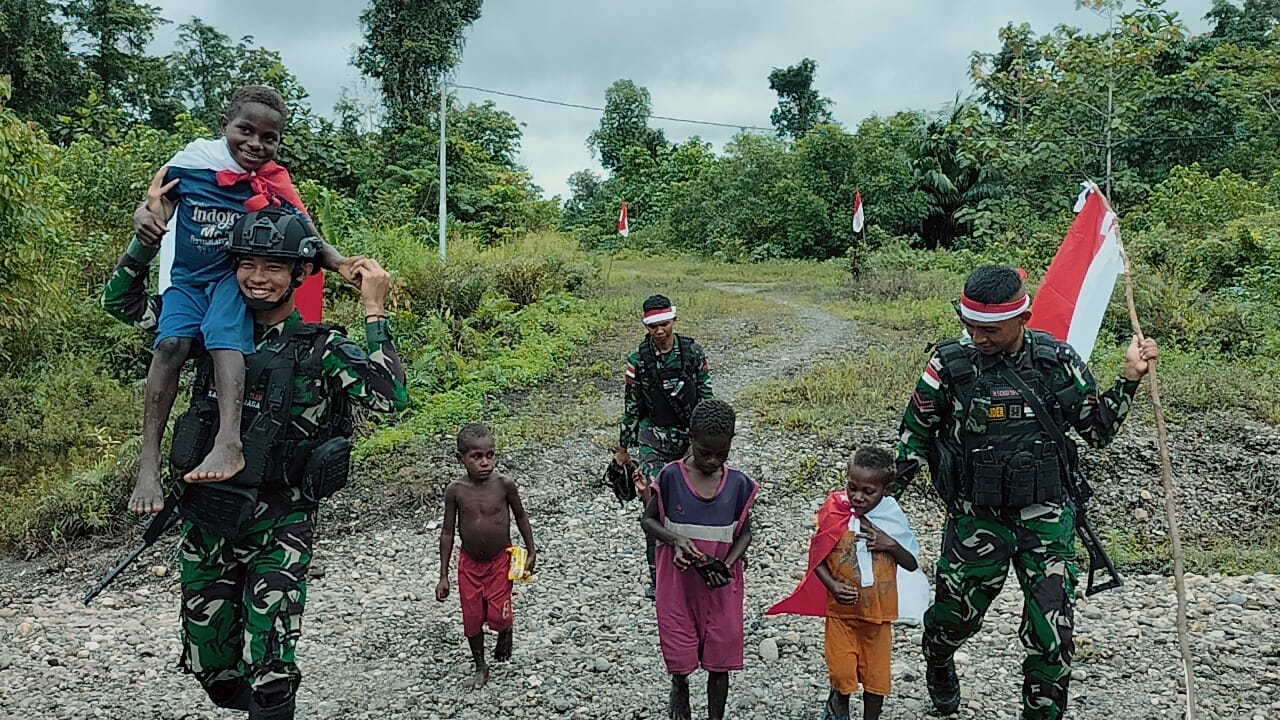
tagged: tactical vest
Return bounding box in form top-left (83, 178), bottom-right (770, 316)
top-left (933, 329), bottom-right (1085, 508)
top-left (636, 334), bottom-right (700, 429)
top-left (170, 322), bottom-right (353, 534)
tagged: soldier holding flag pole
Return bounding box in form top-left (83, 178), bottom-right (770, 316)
top-left (894, 182), bottom-right (1159, 720)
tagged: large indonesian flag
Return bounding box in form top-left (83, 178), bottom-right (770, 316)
top-left (1028, 183), bottom-right (1125, 360)
top-left (617, 201), bottom-right (630, 237)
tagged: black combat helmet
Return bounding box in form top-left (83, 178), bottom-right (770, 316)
top-left (227, 207), bottom-right (320, 311)
top-left (227, 206), bottom-right (320, 261)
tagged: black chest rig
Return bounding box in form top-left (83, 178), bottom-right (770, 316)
top-left (935, 330), bottom-right (1085, 508)
top-left (636, 334), bottom-right (700, 429)
top-left (170, 322), bottom-right (353, 536)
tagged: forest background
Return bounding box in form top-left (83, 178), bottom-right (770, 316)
top-left (1, 0), bottom-right (1278, 556)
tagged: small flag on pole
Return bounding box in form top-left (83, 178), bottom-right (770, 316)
top-left (1028, 182), bottom-right (1126, 360)
top-left (617, 201), bottom-right (630, 237)
top-left (852, 190), bottom-right (865, 233)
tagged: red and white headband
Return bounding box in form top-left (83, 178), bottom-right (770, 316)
top-left (959, 293), bottom-right (1030, 323)
top-left (642, 306), bottom-right (677, 325)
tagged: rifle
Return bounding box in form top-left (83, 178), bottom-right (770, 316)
top-left (1066, 473), bottom-right (1122, 595)
top-left (83, 493), bottom-right (181, 605)
top-left (995, 364), bottom-right (1122, 596)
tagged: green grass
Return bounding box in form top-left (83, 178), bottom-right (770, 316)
top-left (1105, 527), bottom-right (1280, 575)
top-left (739, 345), bottom-right (924, 435)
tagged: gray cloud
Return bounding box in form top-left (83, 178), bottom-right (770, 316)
top-left (149, 0), bottom-right (1213, 199)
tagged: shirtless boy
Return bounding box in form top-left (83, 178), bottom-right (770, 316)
top-left (436, 423), bottom-right (537, 690)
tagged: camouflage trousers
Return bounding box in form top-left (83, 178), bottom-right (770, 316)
top-left (636, 425), bottom-right (688, 570)
top-left (179, 505), bottom-right (315, 705)
top-left (923, 503), bottom-right (1077, 720)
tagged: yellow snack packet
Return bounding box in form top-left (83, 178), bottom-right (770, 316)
top-left (506, 546), bottom-right (532, 582)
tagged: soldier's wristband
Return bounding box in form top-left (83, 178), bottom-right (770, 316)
top-left (364, 318), bottom-right (392, 345)
top-left (126, 237), bottom-right (159, 264)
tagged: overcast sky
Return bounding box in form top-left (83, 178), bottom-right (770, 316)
top-left (148, 0), bottom-right (1213, 200)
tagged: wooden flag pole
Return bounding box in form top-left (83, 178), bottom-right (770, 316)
top-left (1120, 248), bottom-right (1198, 720)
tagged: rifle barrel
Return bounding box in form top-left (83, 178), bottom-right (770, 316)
top-left (82, 543), bottom-right (146, 606)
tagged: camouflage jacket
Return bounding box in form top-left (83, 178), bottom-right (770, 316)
top-left (895, 330), bottom-right (1138, 496)
top-left (620, 335), bottom-right (712, 450)
top-left (101, 238), bottom-right (409, 437)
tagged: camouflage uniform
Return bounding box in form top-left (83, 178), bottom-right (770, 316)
top-left (102, 239), bottom-right (408, 709)
top-left (895, 330), bottom-right (1138, 720)
top-left (621, 335), bottom-right (712, 574)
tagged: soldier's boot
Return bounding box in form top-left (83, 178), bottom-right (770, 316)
top-left (249, 680), bottom-right (296, 720)
top-left (203, 678), bottom-right (252, 711)
top-left (248, 696), bottom-right (295, 720)
top-left (926, 658), bottom-right (961, 715)
top-left (645, 562), bottom-right (657, 600)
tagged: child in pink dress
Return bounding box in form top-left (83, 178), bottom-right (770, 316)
top-left (642, 399), bottom-right (758, 720)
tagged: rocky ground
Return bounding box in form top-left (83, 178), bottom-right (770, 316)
top-left (1, 287), bottom-right (1278, 720)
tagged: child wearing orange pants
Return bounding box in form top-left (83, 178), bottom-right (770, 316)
top-left (769, 447), bottom-right (922, 720)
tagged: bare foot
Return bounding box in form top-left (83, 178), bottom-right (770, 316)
top-left (183, 440), bottom-right (245, 483)
top-left (494, 629), bottom-right (512, 662)
top-left (464, 666), bottom-right (490, 690)
top-left (128, 463), bottom-right (166, 514)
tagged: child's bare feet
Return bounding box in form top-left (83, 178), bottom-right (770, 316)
top-left (128, 462), bottom-right (166, 514)
top-left (183, 440), bottom-right (245, 483)
top-left (494, 629), bottom-right (513, 661)
top-left (464, 665), bottom-right (490, 690)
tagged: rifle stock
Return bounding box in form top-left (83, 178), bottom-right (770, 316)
top-left (1074, 505), bottom-right (1122, 596)
top-left (83, 495), bottom-right (180, 606)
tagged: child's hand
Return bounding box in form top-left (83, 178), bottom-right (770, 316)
top-left (673, 537), bottom-right (704, 570)
top-left (135, 170), bottom-right (177, 246)
top-left (524, 548), bottom-right (537, 574)
top-left (860, 518), bottom-right (899, 553)
top-left (830, 581), bottom-right (860, 605)
top-left (435, 579), bottom-right (449, 602)
top-left (631, 468), bottom-right (648, 499)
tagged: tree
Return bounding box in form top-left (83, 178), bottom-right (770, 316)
top-left (911, 102), bottom-right (1003, 249)
top-left (353, 0), bottom-right (482, 123)
top-left (767, 58), bottom-right (833, 140)
top-left (587, 79), bottom-right (668, 173)
top-left (667, 134), bottom-right (837, 259)
top-left (0, 77), bottom-right (71, 361)
top-left (62, 0), bottom-right (170, 118)
top-left (0, 0), bottom-right (85, 125)
top-left (167, 18), bottom-right (241, 128)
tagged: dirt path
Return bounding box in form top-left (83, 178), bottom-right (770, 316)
top-left (1, 285), bottom-right (1276, 720)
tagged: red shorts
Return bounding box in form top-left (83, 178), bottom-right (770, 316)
top-left (458, 549), bottom-right (513, 637)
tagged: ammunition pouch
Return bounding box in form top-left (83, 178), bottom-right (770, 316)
top-left (300, 436), bottom-right (352, 503)
top-left (178, 482), bottom-right (259, 537)
top-left (928, 442), bottom-right (961, 509)
top-left (169, 406), bottom-right (216, 477)
top-left (968, 440), bottom-right (1064, 508)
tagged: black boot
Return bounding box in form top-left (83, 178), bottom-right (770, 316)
top-left (203, 678), bottom-right (251, 710)
top-left (925, 658), bottom-right (961, 715)
top-left (249, 695), bottom-right (296, 720)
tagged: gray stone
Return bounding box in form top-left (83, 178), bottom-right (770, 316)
top-left (759, 637), bottom-right (780, 663)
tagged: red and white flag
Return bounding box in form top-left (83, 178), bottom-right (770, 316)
top-left (617, 201), bottom-right (630, 237)
top-left (1028, 183), bottom-right (1125, 360)
top-left (852, 190), bottom-right (865, 233)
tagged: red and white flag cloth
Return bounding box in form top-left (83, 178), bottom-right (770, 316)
top-left (852, 190), bottom-right (865, 233)
top-left (617, 201), bottom-right (630, 237)
top-left (1028, 182), bottom-right (1125, 360)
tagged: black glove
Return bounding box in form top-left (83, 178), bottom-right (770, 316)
top-left (694, 557), bottom-right (732, 590)
top-left (604, 459), bottom-right (639, 506)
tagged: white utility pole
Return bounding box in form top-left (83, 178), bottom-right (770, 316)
top-left (438, 82), bottom-right (448, 261)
